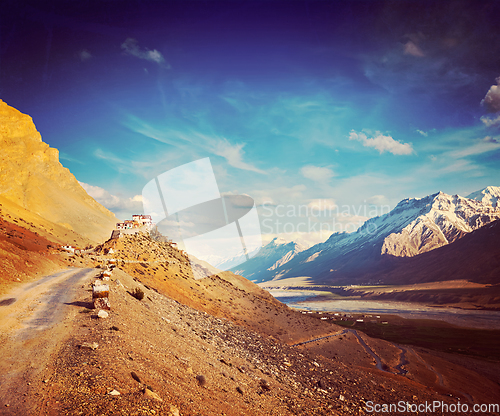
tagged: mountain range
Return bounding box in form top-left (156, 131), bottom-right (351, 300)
top-left (232, 187), bottom-right (500, 285)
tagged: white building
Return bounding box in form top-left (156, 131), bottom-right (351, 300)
top-left (132, 214), bottom-right (153, 227)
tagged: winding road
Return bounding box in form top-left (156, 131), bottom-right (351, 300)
top-left (292, 329), bottom-right (408, 376)
top-left (0, 268), bottom-right (97, 414)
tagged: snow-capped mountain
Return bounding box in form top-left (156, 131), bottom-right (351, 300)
top-left (229, 237), bottom-right (307, 283)
top-left (204, 245), bottom-right (260, 271)
top-left (467, 186), bottom-right (500, 207)
top-left (253, 186), bottom-right (500, 285)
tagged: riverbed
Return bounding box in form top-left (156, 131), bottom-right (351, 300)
top-left (270, 291), bottom-right (500, 330)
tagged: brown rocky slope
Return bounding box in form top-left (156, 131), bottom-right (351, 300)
top-left (33, 267), bottom-right (481, 416)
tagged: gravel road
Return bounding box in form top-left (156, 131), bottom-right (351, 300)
top-left (0, 268), bottom-right (98, 414)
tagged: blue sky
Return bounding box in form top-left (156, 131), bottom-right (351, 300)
top-left (1, 0), bottom-right (500, 245)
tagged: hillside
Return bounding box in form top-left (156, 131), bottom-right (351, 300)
top-left (23, 267), bottom-right (495, 416)
top-left (0, 212), bottom-right (66, 294)
top-left (93, 233), bottom-right (332, 343)
top-left (0, 100), bottom-right (117, 246)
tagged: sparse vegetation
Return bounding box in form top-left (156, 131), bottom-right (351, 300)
top-left (131, 287), bottom-right (145, 301)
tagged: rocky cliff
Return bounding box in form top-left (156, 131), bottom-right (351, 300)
top-left (0, 100), bottom-right (117, 244)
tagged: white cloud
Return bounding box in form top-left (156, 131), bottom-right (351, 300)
top-left (349, 130), bottom-right (414, 155)
top-left (481, 76), bottom-right (500, 113)
top-left (121, 38), bottom-right (170, 68)
top-left (79, 181), bottom-right (143, 215)
top-left (416, 129), bottom-right (428, 137)
top-left (300, 165), bottom-right (335, 182)
top-left (481, 114), bottom-right (500, 127)
top-left (307, 198), bottom-right (337, 211)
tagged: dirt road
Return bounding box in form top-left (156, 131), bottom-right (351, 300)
top-left (0, 268), bottom-right (98, 415)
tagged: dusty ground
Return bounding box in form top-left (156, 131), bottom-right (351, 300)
top-left (2, 264), bottom-right (499, 415)
top-left (1, 232), bottom-right (500, 415)
top-left (1, 266), bottom-right (479, 416)
top-left (0, 268), bottom-right (99, 414)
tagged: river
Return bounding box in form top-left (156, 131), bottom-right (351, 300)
top-left (270, 291), bottom-right (500, 330)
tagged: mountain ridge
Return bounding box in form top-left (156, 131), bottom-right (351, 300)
top-left (235, 187), bottom-right (500, 285)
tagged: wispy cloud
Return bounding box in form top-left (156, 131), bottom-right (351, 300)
top-left (349, 130), bottom-right (414, 155)
top-left (437, 159), bottom-right (478, 174)
top-left (121, 38), bottom-right (170, 68)
top-left (301, 165), bottom-right (335, 182)
top-left (404, 40), bottom-right (425, 57)
top-left (93, 148), bottom-right (181, 178)
top-left (79, 181), bottom-right (143, 216)
top-left (78, 49), bottom-right (92, 62)
top-left (60, 152), bottom-right (84, 164)
top-left (448, 136), bottom-right (500, 158)
top-left (125, 116), bottom-right (266, 174)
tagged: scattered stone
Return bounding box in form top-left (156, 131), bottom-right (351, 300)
top-left (195, 375), bottom-right (206, 387)
top-left (131, 371), bottom-right (141, 383)
top-left (259, 379), bottom-right (271, 391)
top-left (79, 342), bottom-right (99, 350)
top-left (108, 389), bottom-right (120, 396)
top-left (236, 386), bottom-right (244, 395)
top-left (93, 297), bottom-right (111, 310)
top-left (312, 361), bottom-right (320, 367)
top-left (167, 405), bottom-right (180, 416)
top-left (97, 310), bottom-right (109, 319)
top-left (220, 358), bottom-right (231, 366)
top-left (110, 326), bottom-right (119, 331)
top-left (339, 394), bottom-right (345, 401)
top-left (143, 388), bottom-right (163, 402)
top-left (318, 379), bottom-right (328, 390)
